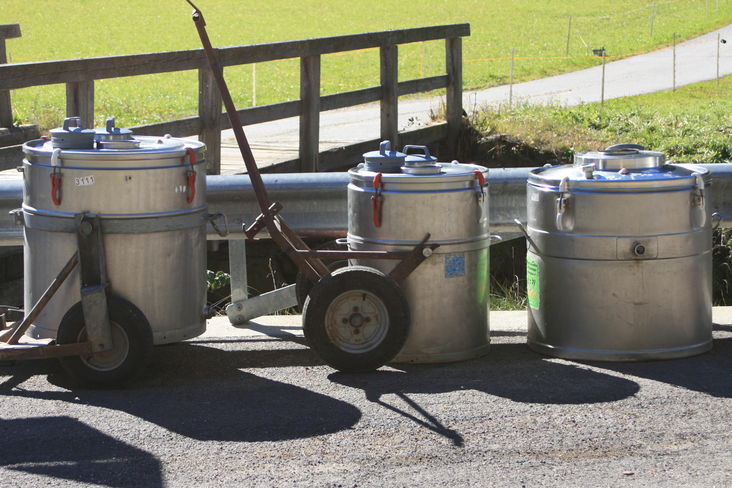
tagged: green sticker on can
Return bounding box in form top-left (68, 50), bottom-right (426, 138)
top-left (526, 255), bottom-right (540, 310)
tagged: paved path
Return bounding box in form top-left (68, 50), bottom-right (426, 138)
top-left (1, 308), bottom-right (731, 487)
top-left (219, 24), bottom-right (731, 173)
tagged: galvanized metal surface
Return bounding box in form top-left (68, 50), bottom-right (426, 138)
top-left (4, 164), bottom-right (731, 246)
top-left (348, 160), bottom-right (490, 363)
top-left (20, 135), bottom-right (208, 345)
top-left (526, 156), bottom-right (713, 361)
top-left (3, 163), bottom-right (732, 323)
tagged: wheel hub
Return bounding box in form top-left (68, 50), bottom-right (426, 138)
top-left (325, 290), bottom-right (389, 353)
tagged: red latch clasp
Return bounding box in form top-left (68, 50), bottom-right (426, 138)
top-left (473, 169), bottom-right (486, 201)
top-left (50, 170), bottom-right (62, 206)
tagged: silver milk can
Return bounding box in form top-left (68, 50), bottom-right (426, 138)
top-left (20, 118), bottom-right (208, 345)
top-left (524, 144), bottom-right (712, 360)
top-left (348, 142), bottom-right (491, 363)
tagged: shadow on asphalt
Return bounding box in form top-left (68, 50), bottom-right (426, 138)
top-left (0, 416), bottom-right (163, 487)
top-left (581, 337), bottom-right (732, 399)
top-left (1, 334), bottom-right (729, 482)
top-left (330, 342), bottom-right (642, 447)
top-left (0, 342), bottom-right (359, 439)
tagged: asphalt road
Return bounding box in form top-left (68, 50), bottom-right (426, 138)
top-left (1, 311), bottom-right (731, 487)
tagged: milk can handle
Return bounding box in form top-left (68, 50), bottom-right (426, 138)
top-left (207, 212), bottom-right (229, 237)
top-left (513, 218), bottom-right (540, 254)
top-left (605, 143), bottom-right (645, 153)
top-left (402, 145), bottom-right (431, 158)
top-left (62, 117), bottom-right (83, 131)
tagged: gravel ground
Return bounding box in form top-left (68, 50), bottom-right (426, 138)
top-left (1, 312), bottom-right (731, 488)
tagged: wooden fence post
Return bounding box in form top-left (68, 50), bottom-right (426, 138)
top-left (445, 37), bottom-right (463, 157)
top-left (0, 24), bottom-right (21, 128)
top-left (299, 55), bottom-right (321, 172)
top-left (380, 45), bottom-right (399, 146)
top-left (199, 67), bottom-right (223, 174)
top-left (66, 81), bottom-right (95, 128)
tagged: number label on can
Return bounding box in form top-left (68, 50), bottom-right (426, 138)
top-left (74, 175), bottom-right (95, 187)
top-left (526, 255), bottom-right (540, 310)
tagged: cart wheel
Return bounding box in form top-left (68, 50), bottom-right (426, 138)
top-left (303, 266), bottom-right (409, 372)
top-left (57, 296), bottom-right (153, 387)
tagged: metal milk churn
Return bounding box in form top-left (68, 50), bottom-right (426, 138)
top-left (524, 144), bottom-right (712, 360)
top-left (348, 141), bottom-right (491, 363)
top-left (20, 117), bottom-right (209, 346)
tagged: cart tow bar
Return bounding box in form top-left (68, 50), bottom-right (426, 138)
top-left (185, 0), bottom-right (329, 283)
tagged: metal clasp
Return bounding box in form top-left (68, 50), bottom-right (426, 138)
top-left (371, 172), bottom-right (384, 228)
top-left (555, 176), bottom-right (572, 231)
top-left (693, 174), bottom-right (705, 209)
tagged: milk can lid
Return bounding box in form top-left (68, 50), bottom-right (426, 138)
top-left (49, 117), bottom-right (96, 149)
top-left (574, 144), bottom-right (665, 170)
top-left (362, 140), bottom-right (406, 172)
top-left (94, 117), bottom-right (140, 149)
top-left (401, 145), bottom-right (441, 174)
top-left (95, 117), bottom-right (134, 139)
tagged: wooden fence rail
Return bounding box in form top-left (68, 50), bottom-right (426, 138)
top-left (0, 23), bottom-right (469, 174)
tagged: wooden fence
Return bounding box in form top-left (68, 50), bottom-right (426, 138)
top-left (0, 23), bottom-right (469, 174)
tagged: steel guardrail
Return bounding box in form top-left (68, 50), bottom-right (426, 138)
top-left (2, 164), bottom-right (732, 246)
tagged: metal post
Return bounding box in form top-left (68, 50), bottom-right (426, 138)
top-left (673, 32), bottom-right (677, 92)
top-left (565, 16), bottom-right (572, 56)
top-left (717, 33), bottom-right (721, 84)
top-left (227, 239), bottom-right (248, 304)
top-left (601, 52), bottom-right (606, 105)
top-left (649, 3), bottom-right (656, 37)
top-left (225, 238), bottom-right (298, 324)
top-left (509, 48), bottom-right (515, 108)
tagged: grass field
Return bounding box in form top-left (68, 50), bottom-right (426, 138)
top-left (471, 74), bottom-right (732, 163)
top-left (2, 0), bottom-right (731, 130)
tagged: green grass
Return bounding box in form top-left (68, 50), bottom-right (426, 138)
top-left (3, 0), bottom-right (731, 130)
top-left (470, 74), bottom-right (732, 163)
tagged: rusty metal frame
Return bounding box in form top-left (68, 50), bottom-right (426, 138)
top-left (0, 214), bottom-right (117, 362)
top-left (185, 0), bottom-right (436, 283)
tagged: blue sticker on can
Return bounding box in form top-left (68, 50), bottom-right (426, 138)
top-left (444, 253), bottom-right (465, 278)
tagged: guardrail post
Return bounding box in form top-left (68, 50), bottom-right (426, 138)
top-left (225, 239), bottom-right (298, 324)
top-left (199, 67), bottom-right (223, 174)
top-left (0, 24), bottom-right (21, 128)
top-left (66, 80), bottom-right (95, 128)
top-left (299, 55), bottom-right (321, 172)
top-left (445, 37), bottom-right (463, 157)
top-left (380, 45), bottom-right (399, 146)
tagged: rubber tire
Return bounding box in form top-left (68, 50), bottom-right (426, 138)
top-left (302, 265), bottom-right (410, 372)
top-left (57, 296), bottom-right (153, 387)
